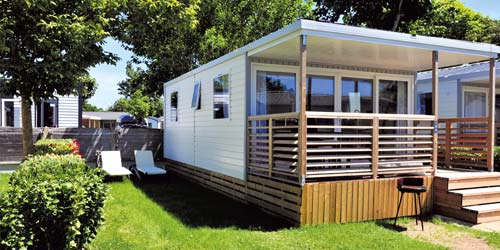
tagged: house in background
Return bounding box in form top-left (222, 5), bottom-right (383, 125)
top-left (0, 95), bottom-right (80, 128)
top-left (82, 111), bottom-right (126, 128)
top-left (416, 60), bottom-right (500, 120)
top-left (146, 116), bottom-right (162, 129)
top-left (163, 19), bottom-right (500, 225)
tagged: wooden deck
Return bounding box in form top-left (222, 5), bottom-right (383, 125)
top-left (435, 170), bottom-right (500, 223)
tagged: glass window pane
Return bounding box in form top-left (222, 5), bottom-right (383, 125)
top-left (4, 101), bottom-right (14, 127)
top-left (306, 75), bottom-right (334, 112)
top-left (170, 92), bottom-right (178, 121)
top-left (341, 78), bottom-right (373, 113)
top-left (256, 71), bottom-right (296, 115)
top-left (464, 91), bottom-right (486, 117)
top-left (213, 74), bottom-right (230, 119)
top-left (379, 80), bottom-right (408, 114)
top-left (417, 93), bottom-right (432, 115)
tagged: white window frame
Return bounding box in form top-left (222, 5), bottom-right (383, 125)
top-left (250, 63), bottom-right (414, 115)
top-left (170, 90), bottom-right (179, 123)
top-left (1, 98), bottom-right (16, 127)
top-left (460, 86), bottom-right (500, 117)
top-left (212, 72), bottom-right (231, 120)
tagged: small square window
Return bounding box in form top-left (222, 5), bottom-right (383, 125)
top-left (213, 74), bottom-right (230, 119)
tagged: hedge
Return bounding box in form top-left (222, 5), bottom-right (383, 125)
top-left (0, 154), bottom-right (107, 249)
top-left (33, 139), bottom-right (82, 157)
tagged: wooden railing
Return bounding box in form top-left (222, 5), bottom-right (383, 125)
top-left (247, 112), bottom-right (436, 184)
top-left (248, 113), bottom-right (300, 183)
top-left (305, 112), bottom-right (435, 180)
top-left (438, 117), bottom-right (488, 169)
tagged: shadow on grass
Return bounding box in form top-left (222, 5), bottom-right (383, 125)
top-left (131, 173), bottom-right (292, 231)
top-left (376, 220), bottom-right (408, 232)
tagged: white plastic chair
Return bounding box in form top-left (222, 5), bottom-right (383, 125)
top-left (99, 151), bottom-right (132, 176)
top-left (134, 150), bottom-right (167, 176)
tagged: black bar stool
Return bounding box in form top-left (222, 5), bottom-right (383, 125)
top-left (393, 177), bottom-right (427, 231)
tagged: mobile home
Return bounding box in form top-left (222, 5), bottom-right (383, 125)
top-left (164, 19), bottom-right (500, 224)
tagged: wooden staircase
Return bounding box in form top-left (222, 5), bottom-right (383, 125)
top-left (434, 172), bottom-right (500, 223)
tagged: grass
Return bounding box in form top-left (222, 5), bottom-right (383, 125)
top-left (87, 175), bottom-right (445, 250)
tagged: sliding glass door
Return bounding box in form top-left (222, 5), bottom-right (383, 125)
top-left (341, 78), bottom-right (373, 113)
top-left (306, 75), bottom-right (335, 112)
top-left (256, 71), bottom-right (296, 115)
top-left (379, 80), bottom-right (408, 114)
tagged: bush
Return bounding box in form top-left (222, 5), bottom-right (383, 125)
top-left (34, 139), bottom-right (82, 157)
top-left (0, 154), bottom-right (107, 249)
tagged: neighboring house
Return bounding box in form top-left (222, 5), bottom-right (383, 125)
top-left (416, 60), bottom-right (500, 120)
top-left (146, 117), bottom-right (162, 128)
top-left (163, 19), bottom-right (500, 225)
top-left (0, 95), bottom-right (80, 128)
top-left (82, 111), bottom-right (127, 128)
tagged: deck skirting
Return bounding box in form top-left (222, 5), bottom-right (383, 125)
top-left (165, 158), bottom-right (433, 225)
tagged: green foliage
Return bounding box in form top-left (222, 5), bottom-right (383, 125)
top-left (109, 91), bottom-right (163, 122)
top-left (404, 0), bottom-right (500, 46)
top-left (117, 0), bottom-right (313, 96)
top-left (314, 0), bottom-right (431, 31)
top-left (33, 139), bottom-right (82, 157)
top-left (0, 154), bottom-right (107, 250)
top-left (83, 101), bottom-right (104, 112)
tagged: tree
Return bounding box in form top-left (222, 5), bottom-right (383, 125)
top-left (314, 0), bottom-right (431, 31)
top-left (117, 0), bottom-right (313, 97)
top-left (108, 98), bottom-right (128, 112)
top-left (83, 102), bottom-right (103, 112)
top-left (404, 0), bottom-right (500, 46)
top-left (0, 0), bottom-right (120, 156)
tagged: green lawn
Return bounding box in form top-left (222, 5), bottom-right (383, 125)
top-left (87, 175), bottom-right (445, 250)
top-left (2, 172), bottom-right (496, 249)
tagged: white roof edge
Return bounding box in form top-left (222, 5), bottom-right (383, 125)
top-left (164, 19), bottom-right (500, 87)
top-left (300, 19), bottom-right (500, 57)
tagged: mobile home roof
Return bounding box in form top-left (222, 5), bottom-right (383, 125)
top-left (165, 19), bottom-right (500, 87)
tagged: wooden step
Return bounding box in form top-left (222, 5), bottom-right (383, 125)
top-left (445, 173), bottom-right (500, 190)
top-left (464, 203), bottom-right (500, 223)
top-left (451, 186), bottom-right (500, 206)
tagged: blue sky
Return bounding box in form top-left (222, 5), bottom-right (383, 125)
top-left (87, 1), bottom-right (500, 109)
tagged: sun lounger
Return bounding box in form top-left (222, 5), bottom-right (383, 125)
top-left (99, 151), bottom-right (132, 176)
top-left (133, 150), bottom-right (167, 176)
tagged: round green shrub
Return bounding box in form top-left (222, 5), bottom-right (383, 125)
top-left (0, 154), bottom-right (108, 249)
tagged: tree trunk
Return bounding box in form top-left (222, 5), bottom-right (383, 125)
top-left (392, 0), bottom-right (404, 31)
top-left (21, 96), bottom-right (33, 158)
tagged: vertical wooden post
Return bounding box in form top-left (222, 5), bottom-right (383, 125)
top-left (372, 117), bottom-right (379, 179)
top-left (487, 58), bottom-right (496, 172)
top-left (445, 120), bottom-right (451, 167)
top-left (432, 51), bottom-right (439, 176)
top-left (298, 35), bottom-right (307, 185)
top-left (268, 118), bottom-right (273, 177)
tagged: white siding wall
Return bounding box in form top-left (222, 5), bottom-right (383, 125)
top-left (57, 95), bottom-right (79, 128)
top-left (416, 80), bottom-right (458, 118)
top-left (2, 94), bottom-right (78, 128)
top-left (164, 55), bottom-right (246, 180)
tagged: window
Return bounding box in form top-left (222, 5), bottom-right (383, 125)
top-left (379, 80), bottom-right (408, 114)
top-left (192, 81), bottom-right (201, 109)
top-left (341, 78), bottom-right (373, 113)
top-left (464, 91), bottom-right (486, 117)
top-left (35, 99), bottom-right (58, 127)
top-left (256, 71), bottom-right (296, 115)
top-left (213, 74), bottom-right (230, 119)
top-left (170, 91), bottom-right (178, 122)
top-left (2, 100), bottom-right (14, 127)
top-left (306, 75), bottom-right (334, 111)
top-left (417, 93), bottom-right (432, 115)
